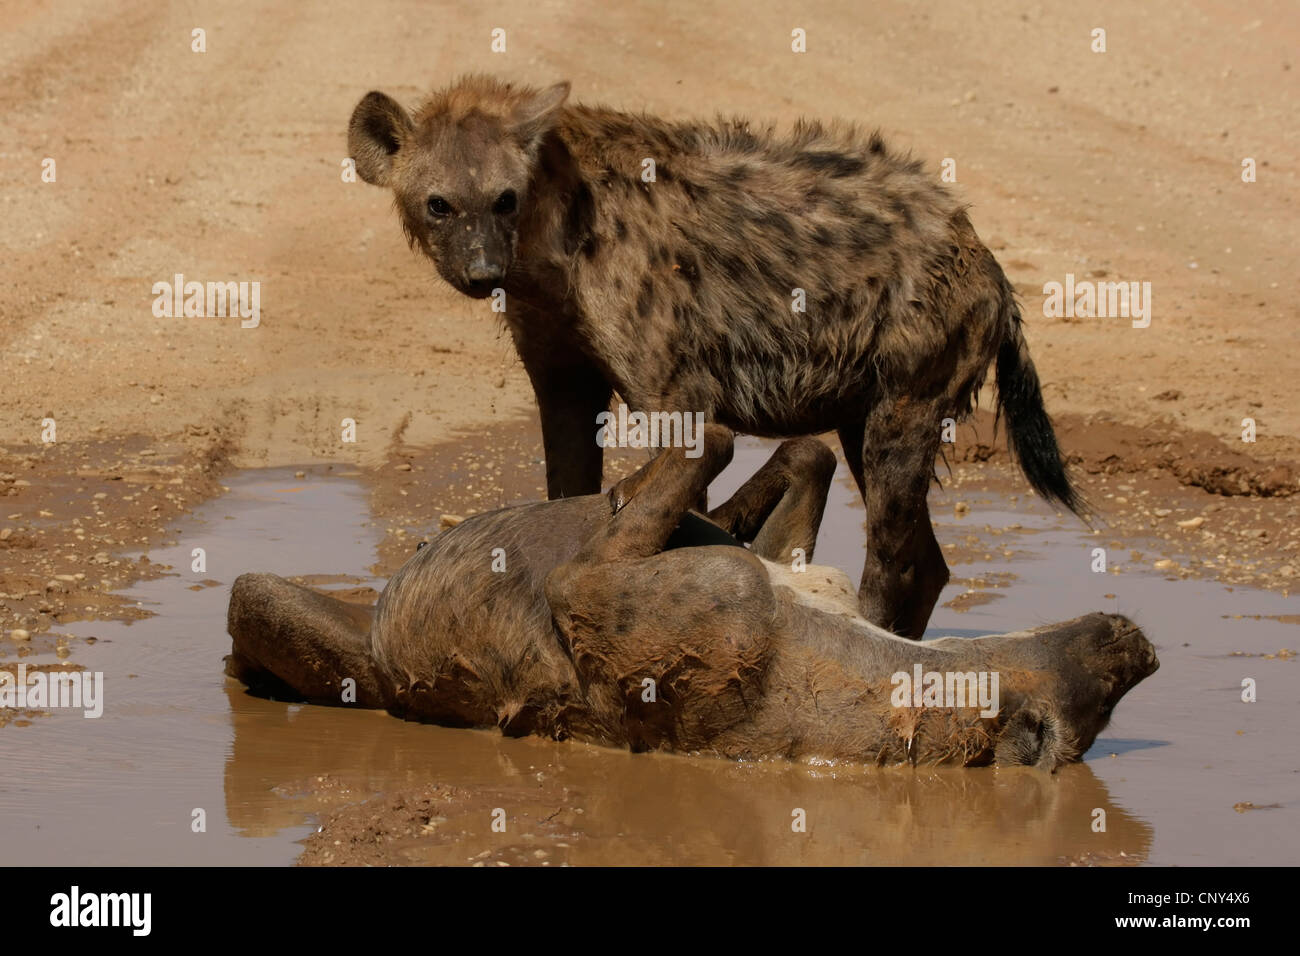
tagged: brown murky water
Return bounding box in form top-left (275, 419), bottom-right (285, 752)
top-left (1, 439), bottom-right (1295, 865)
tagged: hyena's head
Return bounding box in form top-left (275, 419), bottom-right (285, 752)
top-left (348, 75), bottom-right (570, 298)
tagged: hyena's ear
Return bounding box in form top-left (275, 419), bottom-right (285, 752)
top-left (507, 81), bottom-right (570, 148)
top-left (994, 705), bottom-right (1074, 772)
top-left (348, 91), bottom-right (414, 187)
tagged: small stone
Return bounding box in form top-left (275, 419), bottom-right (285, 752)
top-left (1177, 516), bottom-right (1206, 529)
top-left (1154, 559), bottom-right (1176, 570)
top-left (1153, 508), bottom-right (1172, 517)
top-left (0, 528), bottom-right (11, 540)
top-left (954, 501), bottom-right (970, 515)
top-left (440, 514), bottom-right (464, 528)
top-left (294, 471), bottom-right (306, 479)
top-left (10, 629), bottom-right (30, 642)
top-left (395, 463), bottom-right (412, 472)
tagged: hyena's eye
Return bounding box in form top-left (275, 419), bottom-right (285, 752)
top-left (427, 196), bottom-right (454, 218)
top-left (493, 190), bottom-right (517, 215)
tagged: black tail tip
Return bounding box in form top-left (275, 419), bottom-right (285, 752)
top-left (996, 340), bottom-right (1090, 523)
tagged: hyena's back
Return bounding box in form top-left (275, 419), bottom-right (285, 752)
top-left (552, 109), bottom-right (1001, 434)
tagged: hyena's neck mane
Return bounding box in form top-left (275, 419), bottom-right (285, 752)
top-left (509, 99), bottom-right (931, 312)
top-left (556, 102), bottom-right (900, 172)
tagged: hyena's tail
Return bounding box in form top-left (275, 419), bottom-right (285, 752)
top-left (994, 283), bottom-right (1089, 521)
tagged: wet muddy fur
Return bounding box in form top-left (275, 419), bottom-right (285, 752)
top-left (347, 75), bottom-right (1083, 638)
top-left (227, 428), bottom-right (1156, 770)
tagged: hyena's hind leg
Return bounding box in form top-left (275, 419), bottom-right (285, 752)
top-left (707, 437), bottom-right (837, 563)
top-left (856, 394), bottom-right (950, 639)
top-left (583, 423), bottom-right (737, 563)
top-left (226, 573), bottom-right (390, 708)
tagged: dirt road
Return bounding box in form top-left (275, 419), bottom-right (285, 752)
top-left (3, 0), bottom-right (1295, 637)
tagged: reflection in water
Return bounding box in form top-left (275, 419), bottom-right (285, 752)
top-left (222, 681), bottom-right (1152, 865)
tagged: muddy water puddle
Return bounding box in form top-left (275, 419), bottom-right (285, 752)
top-left (2, 442), bottom-right (1295, 865)
top-left (0, 468), bottom-right (389, 865)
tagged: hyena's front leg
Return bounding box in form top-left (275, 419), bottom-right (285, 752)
top-left (707, 438), bottom-right (837, 563)
top-left (533, 361), bottom-right (610, 498)
top-left (511, 311), bottom-right (611, 499)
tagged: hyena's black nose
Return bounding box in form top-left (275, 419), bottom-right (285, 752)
top-left (465, 259), bottom-right (504, 284)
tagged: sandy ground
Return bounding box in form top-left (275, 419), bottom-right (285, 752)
top-left (1, 0), bottom-right (1297, 863)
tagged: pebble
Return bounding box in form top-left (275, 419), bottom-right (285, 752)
top-left (395, 463), bottom-right (412, 472)
top-left (0, 528), bottom-right (11, 540)
top-left (954, 501), bottom-right (970, 515)
top-left (1177, 516), bottom-right (1206, 529)
top-left (1154, 559), bottom-right (1177, 570)
top-left (440, 514), bottom-right (464, 528)
top-left (10, 629), bottom-right (30, 641)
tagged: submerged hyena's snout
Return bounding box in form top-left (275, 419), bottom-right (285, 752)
top-left (992, 612), bottom-right (1158, 771)
top-left (1093, 612), bottom-right (1160, 693)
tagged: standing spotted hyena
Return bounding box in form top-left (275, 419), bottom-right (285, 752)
top-left (348, 75), bottom-right (1083, 638)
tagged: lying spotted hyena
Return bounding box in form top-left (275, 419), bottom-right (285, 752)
top-left (347, 76), bottom-right (1084, 637)
top-left (228, 428), bottom-right (1155, 770)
